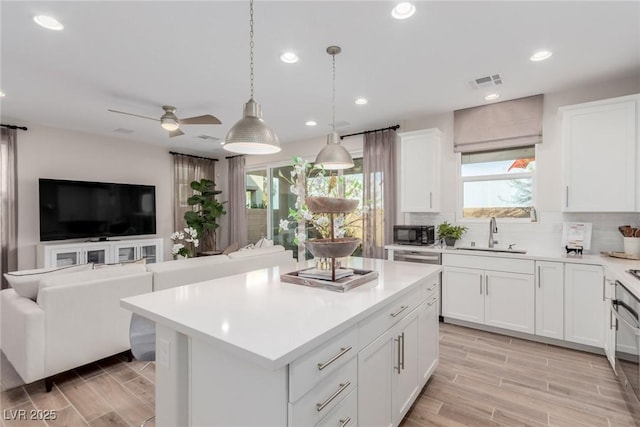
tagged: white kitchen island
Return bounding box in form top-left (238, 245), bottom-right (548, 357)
top-left (121, 257), bottom-right (441, 427)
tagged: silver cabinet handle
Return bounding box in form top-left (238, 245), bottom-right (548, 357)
top-left (400, 332), bottom-right (405, 370)
top-left (479, 275), bottom-right (483, 294)
top-left (429, 192), bottom-right (433, 209)
top-left (395, 335), bottom-right (402, 374)
top-left (427, 296), bottom-right (438, 306)
top-left (485, 275), bottom-right (489, 295)
top-left (602, 276), bottom-right (605, 301)
top-left (427, 283), bottom-right (438, 291)
top-left (339, 417), bottom-right (352, 427)
top-left (317, 346), bottom-right (352, 371)
top-left (537, 265), bottom-right (541, 288)
top-left (565, 186), bottom-right (569, 208)
top-left (390, 305), bottom-right (409, 318)
top-left (316, 381), bottom-right (351, 412)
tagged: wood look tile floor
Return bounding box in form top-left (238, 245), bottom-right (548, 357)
top-left (1, 323), bottom-right (637, 426)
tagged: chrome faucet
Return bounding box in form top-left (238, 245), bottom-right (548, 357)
top-left (488, 217), bottom-right (498, 248)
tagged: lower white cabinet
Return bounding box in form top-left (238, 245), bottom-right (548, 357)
top-left (535, 261), bottom-right (565, 339)
top-left (419, 294), bottom-right (439, 385)
top-left (392, 306), bottom-right (420, 424)
top-left (37, 238), bottom-right (163, 268)
top-left (358, 327), bottom-right (394, 426)
top-left (442, 263), bottom-right (535, 334)
top-left (565, 263), bottom-right (604, 347)
top-left (603, 272), bottom-right (616, 369)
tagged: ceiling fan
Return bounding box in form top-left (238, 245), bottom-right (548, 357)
top-left (108, 105), bottom-right (221, 137)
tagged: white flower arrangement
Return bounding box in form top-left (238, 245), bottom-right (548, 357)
top-left (171, 227), bottom-right (199, 258)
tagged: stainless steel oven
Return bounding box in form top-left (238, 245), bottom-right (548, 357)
top-left (612, 279), bottom-right (640, 421)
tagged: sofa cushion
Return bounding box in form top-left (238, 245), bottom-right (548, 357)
top-left (38, 264), bottom-right (148, 295)
top-left (4, 264), bottom-right (94, 300)
top-left (227, 245), bottom-right (285, 259)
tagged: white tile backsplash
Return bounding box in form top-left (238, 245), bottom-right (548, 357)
top-left (407, 212), bottom-right (640, 255)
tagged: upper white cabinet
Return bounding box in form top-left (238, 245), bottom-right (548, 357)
top-left (37, 238), bottom-right (163, 268)
top-left (560, 94), bottom-right (639, 212)
top-left (398, 128), bottom-right (442, 212)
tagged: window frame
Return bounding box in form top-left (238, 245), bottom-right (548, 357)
top-left (456, 146), bottom-right (538, 223)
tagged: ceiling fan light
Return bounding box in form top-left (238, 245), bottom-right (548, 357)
top-left (315, 131), bottom-right (354, 170)
top-left (160, 116), bottom-right (179, 131)
top-left (224, 99), bottom-right (281, 154)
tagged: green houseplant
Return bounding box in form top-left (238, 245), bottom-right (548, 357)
top-left (184, 178), bottom-right (226, 254)
top-left (437, 221), bottom-right (468, 247)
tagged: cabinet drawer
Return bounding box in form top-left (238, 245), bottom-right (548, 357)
top-left (443, 254), bottom-right (534, 274)
top-left (316, 389), bottom-right (357, 427)
top-left (289, 358), bottom-right (357, 426)
top-left (359, 286), bottom-right (422, 350)
top-left (290, 327), bottom-right (358, 402)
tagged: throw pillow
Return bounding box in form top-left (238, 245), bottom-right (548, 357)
top-left (222, 242), bottom-right (239, 255)
top-left (4, 263), bottom-right (94, 300)
top-left (255, 237), bottom-right (274, 248)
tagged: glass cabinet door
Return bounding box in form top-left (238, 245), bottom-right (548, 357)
top-left (86, 246), bottom-right (110, 264)
top-left (116, 246), bottom-right (136, 262)
top-left (52, 250), bottom-right (80, 267)
top-left (140, 245), bottom-right (157, 264)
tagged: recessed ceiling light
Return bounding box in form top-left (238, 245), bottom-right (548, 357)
top-left (33, 15), bottom-right (64, 30)
top-left (391, 2), bottom-right (416, 20)
top-left (305, 120), bottom-right (317, 127)
top-left (0, 91), bottom-right (5, 97)
top-left (355, 97), bottom-right (368, 105)
top-left (530, 50), bottom-right (553, 62)
top-left (484, 93), bottom-right (500, 101)
top-left (280, 52), bottom-right (299, 64)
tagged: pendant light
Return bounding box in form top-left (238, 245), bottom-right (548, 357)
top-left (314, 46), bottom-right (354, 170)
top-left (224, 0), bottom-right (280, 155)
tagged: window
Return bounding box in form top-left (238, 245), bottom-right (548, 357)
top-left (246, 170), bottom-right (268, 244)
top-left (460, 146), bottom-right (535, 219)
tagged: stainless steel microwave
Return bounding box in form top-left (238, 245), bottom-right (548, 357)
top-left (393, 225), bottom-right (435, 246)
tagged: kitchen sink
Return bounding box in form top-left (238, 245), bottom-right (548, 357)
top-left (455, 246), bottom-right (527, 254)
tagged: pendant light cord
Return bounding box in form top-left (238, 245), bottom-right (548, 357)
top-left (332, 52), bottom-right (336, 132)
top-left (249, 0), bottom-right (255, 100)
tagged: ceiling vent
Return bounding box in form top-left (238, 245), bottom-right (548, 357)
top-left (469, 73), bottom-right (503, 89)
top-left (197, 135), bottom-right (221, 142)
top-left (113, 128), bottom-right (134, 134)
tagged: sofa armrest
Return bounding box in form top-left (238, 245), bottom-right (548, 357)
top-left (1, 289), bottom-right (45, 384)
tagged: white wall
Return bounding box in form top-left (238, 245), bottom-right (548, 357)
top-left (400, 75), bottom-right (640, 254)
top-left (17, 125), bottom-right (174, 269)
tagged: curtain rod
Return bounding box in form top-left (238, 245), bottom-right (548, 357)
top-left (340, 124), bottom-right (399, 140)
top-left (225, 155), bottom-right (244, 160)
top-left (169, 151), bottom-right (218, 162)
top-left (1, 124), bottom-right (28, 131)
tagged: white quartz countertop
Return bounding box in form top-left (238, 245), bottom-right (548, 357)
top-left (385, 244), bottom-right (640, 299)
top-left (121, 257), bottom-right (441, 370)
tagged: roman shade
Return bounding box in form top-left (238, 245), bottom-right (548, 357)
top-left (454, 94), bottom-right (543, 153)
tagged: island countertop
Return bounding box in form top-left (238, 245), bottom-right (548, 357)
top-left (121, 257), bottom-right (441, 370)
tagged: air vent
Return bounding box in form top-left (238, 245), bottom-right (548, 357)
top-left (469, 73), bottom-right (503, 89)
top-left (196, 135), bottom-right (221, 142)
top-left (113, 128), bottom-right (134, 134)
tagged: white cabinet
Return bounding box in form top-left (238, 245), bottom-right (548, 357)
top-left (391, 306), bottom-right (420, 425)
top-left (535, 261), bottom-right (565, 340)
top-left (398, 128), bottom-right (442, 212)
top-left (358, 328), bottom-right (394, 427)
top-left (603, 272), bottom-right (616, 369)
top-left (564, 263), bottom-right (604, 347)
top-left (560, 94), bottom-right (639, 212)
top-left (418, 292), bottom-right (439, 385)
top-left (37, 238), bottom-right (163, 268)
top-left (442, 255), bottom-right (535, 334)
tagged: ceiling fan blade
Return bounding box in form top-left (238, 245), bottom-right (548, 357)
top-left (169, 128), bottom-right (185, 138)
top-left (180, 114), bottom-right (222, 125)
top-left (108, 109), bottom-right (159, 122)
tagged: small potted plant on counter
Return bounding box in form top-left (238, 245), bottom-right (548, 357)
top-left (437, 221), bottom-right (468, 247)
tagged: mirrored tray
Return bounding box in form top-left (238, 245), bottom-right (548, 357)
top-left (281, 268), bottom-right (378, 293)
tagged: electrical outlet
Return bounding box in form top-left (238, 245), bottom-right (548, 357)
top-left (158, 339), bottom-right (170, 368)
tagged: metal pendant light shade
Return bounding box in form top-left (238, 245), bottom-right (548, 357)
top-left (314, 46), bottom-right (354, 170)
top-left (224, 0), bottom-right (280, 155)
top-left (224, 99), bottom-right (280, 154)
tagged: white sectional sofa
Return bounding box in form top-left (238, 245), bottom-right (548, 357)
top-left (1, 245), bottom-right (295, 390)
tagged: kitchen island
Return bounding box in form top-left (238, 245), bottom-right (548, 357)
top-left (121, 257), bottom-right (441, 427)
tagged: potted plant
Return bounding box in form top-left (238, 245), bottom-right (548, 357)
top-left (184, 178), bottom-right (226, 254)
top-left (437, 221), bottom-right (468, 247)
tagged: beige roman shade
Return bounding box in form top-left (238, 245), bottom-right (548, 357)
top-left (454, 94), bottom-right (543, 153)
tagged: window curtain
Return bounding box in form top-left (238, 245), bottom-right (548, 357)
top-left (363, 129), bottom-right (397, 259)
top-left (454, 94), bottom-right (543, 153)
top-left (1, 128), bottom-right (18, 289)
top-left (172, 153), bottom-right (215, 250)
top-left (227, 156), bottom-right (248, 246)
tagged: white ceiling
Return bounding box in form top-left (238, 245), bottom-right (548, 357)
top-left (2, 1), bottom-right (639, 157)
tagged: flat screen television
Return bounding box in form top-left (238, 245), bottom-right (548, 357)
top-left (39, 178), bottom-right (156, 241)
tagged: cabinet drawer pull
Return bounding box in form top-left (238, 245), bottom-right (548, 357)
top-left (317, 346), bottom-right (352, 371)
top-left (339, 417), bottom-right (352, 427)
top-left (316, 381), bottom-right (351, 412)
top-left (390, 305), bottom-right (409, 318)
top-left (427, 297), bottom-right (438, 307)
top-left (427, 283), bottom-right (438, 292)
